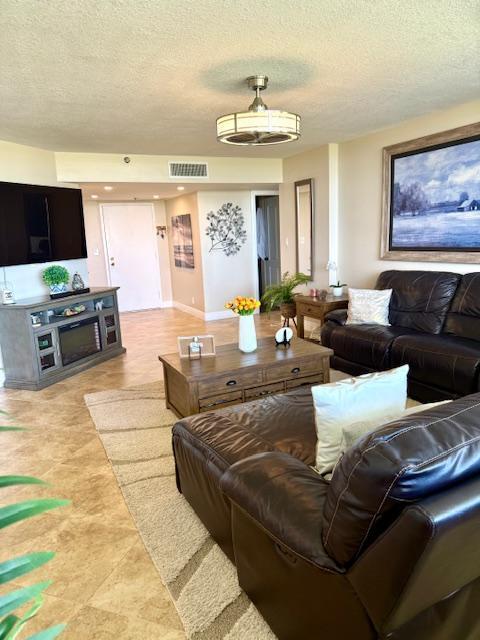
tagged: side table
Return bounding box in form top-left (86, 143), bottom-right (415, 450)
top-left (295, 294), bottom-right (349, 339)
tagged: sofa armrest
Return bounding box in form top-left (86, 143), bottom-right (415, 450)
top-left (220, 451), bottom-right (341, 572)
top-left (324, 308), bottom-right (348, 325)
top-left (349, 474), bottom-right (480, 633)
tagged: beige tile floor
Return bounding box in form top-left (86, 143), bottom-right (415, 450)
top-left (0, 308), bottom-right (283, 639)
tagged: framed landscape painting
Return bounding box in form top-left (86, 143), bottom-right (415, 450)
top-left (381, 122), bottom-right (480, 263)
top-left (172, 213), bottom-right (194, 269)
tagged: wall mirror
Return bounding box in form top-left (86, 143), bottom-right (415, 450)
top-left (295, 179), bottom-right (314, 279)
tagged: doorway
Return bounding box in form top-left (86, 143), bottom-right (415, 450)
top-left (101, 203), bottom-right (162, 312)
top-left (255, 195), bottom-right (281, 306)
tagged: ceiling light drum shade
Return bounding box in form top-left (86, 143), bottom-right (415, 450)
top-left (217, 110), bottom-right (300, 145)
top-left (216, 76), bottom-right (300, 146)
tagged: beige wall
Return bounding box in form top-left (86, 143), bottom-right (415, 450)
top-left (165, 193), bottom-right (205, 312)
top-left (83, 201), bottom-right (108, 287)
top-left (197, 191), bottom-right (257, 314)
top-left (55, 152), bottom-right (282, 184)
top-left (154, 201), bottom-right (173, 303)
top-left (279, 146), bottom-right (331, 290)
top-left (338, 99), bottom-right (480, 287)
top-left (0, 139), bottom-right (63, 186)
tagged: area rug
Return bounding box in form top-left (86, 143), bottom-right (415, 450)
top-left (84, 381), bottom-right (277, 640)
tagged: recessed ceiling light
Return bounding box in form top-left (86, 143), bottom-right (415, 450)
top-left (153, 195), bottom-right (160, 199)
top-left (91, 194), bottom-right (98, 199)
top-left (177, 186), bottom-right (185, 191)
top-left (104, 185), bottom-right (113, 191)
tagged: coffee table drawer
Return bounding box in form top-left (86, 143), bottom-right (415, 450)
top-left (198, 370), bottom-right (262, 396)
top-left (286, 373), bottom-right (324, 390)
top-left (199, 390), bottom-right (243, 412)
top-left (245, 381), bottom-right (285, 401)
top-left (265, 360), bottom-right (322, 383)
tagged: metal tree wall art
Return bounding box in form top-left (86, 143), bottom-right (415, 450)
top-left (205, 203), bottom-right (247, 256)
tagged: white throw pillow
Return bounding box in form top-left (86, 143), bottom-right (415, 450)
top-left (346, 288), bottom-right (393, 326)
top-left (311, 365), bottom-right (409, 475)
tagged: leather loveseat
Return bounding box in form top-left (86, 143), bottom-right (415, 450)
top-left (321, 270), bottom-right (480, 402)
top-left (172, 389), bottom-right (480, 640)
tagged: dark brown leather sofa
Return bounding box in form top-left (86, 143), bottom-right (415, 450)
top-left (321, 270), bottom-right (480, 402)
top-left (172, 390), bottom-right (480, 640)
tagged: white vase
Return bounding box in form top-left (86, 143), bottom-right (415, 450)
top-left (238, 314), bottom-right (257, 353)
top-left (332, 286), bottom-right (344, 297)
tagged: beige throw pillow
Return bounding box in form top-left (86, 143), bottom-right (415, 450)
top-left (346, 288), bottom-right (393, 325)
top-left (337, 400), bottom-right (453, 464)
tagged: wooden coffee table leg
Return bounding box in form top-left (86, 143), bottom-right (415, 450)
top-left (322, 356), bottom-right (330, 383)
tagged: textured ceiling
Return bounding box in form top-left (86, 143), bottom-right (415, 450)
top-left (0, 0), bottom-right (479, 158)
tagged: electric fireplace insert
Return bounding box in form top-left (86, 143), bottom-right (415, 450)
top-left (58, 316), bottom-right (101, 366)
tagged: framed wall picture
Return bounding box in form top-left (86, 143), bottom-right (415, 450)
top-left (177, 335), bottom-right (216, 359)
top-left (172, 213), bottom-right (194, 269)
top-left (381, 122), bottom-right (480, 263)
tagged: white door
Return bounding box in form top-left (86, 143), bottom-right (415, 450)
top-left (101, 203), bottom-right (162, 312)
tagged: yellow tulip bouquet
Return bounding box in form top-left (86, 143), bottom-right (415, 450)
top-left (225, 296), bottom-right (261, 315)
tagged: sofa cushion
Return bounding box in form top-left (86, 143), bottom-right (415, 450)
top-left (391, 333), bottom-right (480, 396)
top-left (173, 386), bottom-right (317, 469)
top-left (376, 270), bottom-right (461, 334)
top-left (322, 393), bottom-right (480, 566)
top-left (444, 273), bottom-right (480, 342)
top-left (322, 323), bottom-right (413, 370)
top-left (324, 308), bottom-right (347, 326)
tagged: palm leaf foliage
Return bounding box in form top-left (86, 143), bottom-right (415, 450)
top-left (0, 416), bottom-right (69, 639)
top-left (261, 271), bottom-right (310, 312)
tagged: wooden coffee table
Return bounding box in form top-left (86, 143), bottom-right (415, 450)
top-left (159, 337), bottom-right (333, 417)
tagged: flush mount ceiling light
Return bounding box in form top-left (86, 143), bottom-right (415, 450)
top-left (216, 75), bottom-right (301, 146)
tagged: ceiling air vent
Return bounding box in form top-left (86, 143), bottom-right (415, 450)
top-left (169, 162), bottom-right (208, 178)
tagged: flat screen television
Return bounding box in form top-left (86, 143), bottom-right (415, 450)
top-left (0, 181), bottom-right (87, 267)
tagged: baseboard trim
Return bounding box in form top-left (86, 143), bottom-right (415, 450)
top-left (160, 300), bottom-right (173, 308)
top-left (172, 302), bottom-right (257, 322)
top-left (172, 301), bottom-right (205, 320)
top-left (203, 310), bottom-right (232, 321)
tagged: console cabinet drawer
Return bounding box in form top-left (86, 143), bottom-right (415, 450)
top-left (245, 381), bottom-right (285, 401)
top-left (286, 373), bottom-right (324, 390)
top-left (296, 303), bottom-right (323, 318)
top-left (199, 390), bottom-right (243, 412)
top-left (265, 359), bottom-right (322, 383)
top-left (198, 370), bottom-right (263, 396)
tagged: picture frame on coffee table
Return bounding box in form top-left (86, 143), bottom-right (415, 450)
top-left (178, 335), bottom-right (216, 359)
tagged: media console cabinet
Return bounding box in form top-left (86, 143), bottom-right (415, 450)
top-left (0, 287), bottom-right (125, 390)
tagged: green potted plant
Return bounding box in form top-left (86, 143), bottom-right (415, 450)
top-left (42, 266), bottom-right (70, 295)
top-left (261, 272), bottom-right (310, 319)
top-left (330, 280), bottom-right (347, 297)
